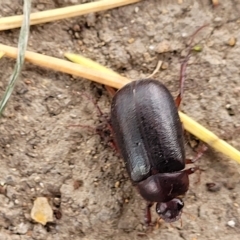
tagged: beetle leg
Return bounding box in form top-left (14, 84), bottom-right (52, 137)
top-left (81, 92), bottom-right (106, 118)
top-left (71, 91), bottom-right (119, 151)
top-left (144, 202), bottom-right (154, 225)
top-left (185, 166), bottom-right (202, 184)
top-left (184, 166), bottom-right (200, 175)
top-left (186, 144), bottom-right (208, 164)
top-left (184, 131), bottom-right (201, 152)
top-left (104, 85), bottom-right (117, 98)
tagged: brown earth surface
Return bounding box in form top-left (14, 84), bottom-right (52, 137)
top-left (0, 0), bottom-right (240, 240)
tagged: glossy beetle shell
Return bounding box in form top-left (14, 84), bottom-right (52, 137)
top-left (110, 79), bottom-right (185, 183)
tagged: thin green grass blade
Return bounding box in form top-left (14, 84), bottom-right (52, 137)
top-left (0, 0), bottom-right (31, 115)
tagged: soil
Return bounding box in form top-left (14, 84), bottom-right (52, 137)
top-left (0, 0), bottom-right (240, 240)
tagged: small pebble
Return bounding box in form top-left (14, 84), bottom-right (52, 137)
top-left (73, 180), bottom-right (83, 190)
top-left (53, 198), bottom-right (61, 207)
top-left (230, 192), bottom-right (238, 200)
top-left (206, 182), bottom-right (221, 192)
top-left (86, 13), bottom-right (96, 27)
top-left (148, 45), bottom-right (154, 51)
top-left (16, 222), bottom-right (29, 235)
top-left (212, 0), bottom-right (219, 6)
top-left (156, 40), bottom-right (170, 53)
top-left (36, 4), bottom-right (45, 11)
top-left (228, 37), bottom-right (236, 46)
top-left (224, 180), bottom-right (236, 190)
top-left (34, 176), bottom-right (41, 183)
top-left (128, 38), bottom-right (135, 44)
top-left (54, 209), bottom-right (62, 220)
top-left (225, 104), bottom-right (235, 116)
top-left (0, 186), bottom-right (6, 195)
top-left (181, 32), bottom-right (187, 38)
top-left (72, 24), bottom-right (81, 32)
top-left (78, 40), bottom-right (83, 46)
top-left (161, 62), bottom-right (169, 70)
top-left (227, 220), bottom-right (235, 228)
top-left (70, 114), bottom-right (77, 118)
top-left (115, 181), bottom-right (120, 188)
top-left (74, 32), bottom-right (80, 39)
top-left (214, 17), bottom-right (222, 23)
top-left (233, 202), bottom-right (239, 208)
top-left (31, 197), bottom-right (53, 225)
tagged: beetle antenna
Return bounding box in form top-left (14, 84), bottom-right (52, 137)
top-left (176, 23), bottom-right (209, 108)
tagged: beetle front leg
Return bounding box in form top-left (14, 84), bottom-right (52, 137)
top-left (185, 166), bottom-right (202, 184)
top-left (144, 202), bottom-right (154, 226)
top-left (186, 144), bottom-right (208, 164)
top-left (184, 166), bottom-right (200, 175)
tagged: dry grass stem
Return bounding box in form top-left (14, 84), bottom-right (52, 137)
top-left (0, 51), bottom-right (5, 58)
top-left (0, 0), bottom-right (141, 31)
top-left (0, 44), bottom-right (130, 89)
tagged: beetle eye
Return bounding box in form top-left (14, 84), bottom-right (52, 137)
top-left (177, 199), bottom-right (184, 211)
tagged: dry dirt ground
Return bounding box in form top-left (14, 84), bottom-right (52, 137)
top-left (0, 0), bottom-right (240, 240)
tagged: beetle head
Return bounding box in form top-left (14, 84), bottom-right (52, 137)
top-left (156, 198), bottom-right (184, 222)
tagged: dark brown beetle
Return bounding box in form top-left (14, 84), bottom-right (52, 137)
top-left (110, 26), bottom-right (207, 224)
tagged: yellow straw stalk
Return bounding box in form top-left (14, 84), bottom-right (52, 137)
top-left (0, 0), bottom-right (141, 31)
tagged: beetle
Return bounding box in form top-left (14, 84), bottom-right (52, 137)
top-left (110, 26), bottom-right (207, 224)
top-left (110, 79), bottom-right (198, 224)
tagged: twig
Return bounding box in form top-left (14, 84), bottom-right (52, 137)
top-left (0, 44), bottom-right (130, 89)
top-left (0, 0), bottom-right (141, 31)
top-left (0, 51), bottom-right (5, 58)
top-left (146, 60), bottom-right (163, 79)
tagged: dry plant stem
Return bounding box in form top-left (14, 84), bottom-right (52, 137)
top-left (0, 0), bottom-right (141, 31)
top-left (212, 0), bottom-right (219, 7)
top-left (0, 51), bottom-right (5, 58)
top-left (65, 53), bottom-right (119, 96)
top-left (65, 53), bottom-right (121, 77)
top-left (179, 112), bottom-right (240, 164)
top-left (0, 44), bottom-right (240, 164)
top-left (146, 60), bottom-right (163, 79)
top-left (0, 44), bottom-right (130, 89)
